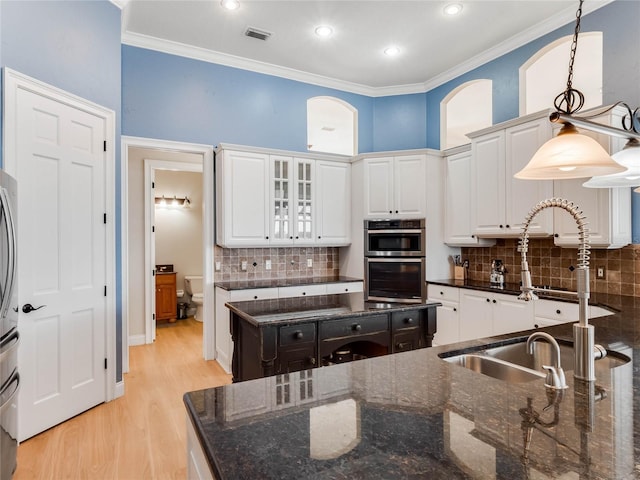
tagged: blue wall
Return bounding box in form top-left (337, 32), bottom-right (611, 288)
top-left (0, 0), bottom-right (123, 379)
top-left (122, 46), bottom-right (377, 153)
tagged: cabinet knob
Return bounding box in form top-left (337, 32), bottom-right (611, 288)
top-left (471, 234), bottom-right (475, 238)
top-left (345, 288), bottom-right (349, 292)
top-left (352, 324), bottom-right (362, 332)
top-left (499, 224), bottom-right (504, 228)
top-left (389, 210), bottom-right (393, 214)
top-left (506, 224), bottom-right (510, 229)
top-left (440, 291), bottom-right (444, 295)
top-left (453, 307), bottom-right (457, 312)
top-left (290, 236), bottom-right (293, 239)
top-left (554, 233), bottom-right (559, 238)
top-left (266, 236), bottom-right (269, 239)
top-left (318, 236), bottom-right (321, 239)
top-left (302, 292), bottom-right (306, 296)
top-left (308, 357), bottom-right (316, 365)
top-left (404, 317), bottom-right (414, 324)
top-left (486, 298), bottom-right (490, 303)
top-left (534, 324), bottom-right (539, 328)
top-left (556, 309), bottom-right (561, 315)
top-left (254, 295), bottom-right (258, 300)
top-left (294, 331), bottom-right (304, 339)
top-left (295, 236), bottom-right (299, 239)
top-left (492, 299), bottom-right (497, 304)
top-left (396, 342), bottom-right (409, 350)
top-left (395, 210), bottom-right (398, 214)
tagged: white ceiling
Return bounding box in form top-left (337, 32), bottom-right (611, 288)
top-left (118, 0), bottom-right (611, 97)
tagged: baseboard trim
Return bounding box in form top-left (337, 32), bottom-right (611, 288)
top-left (129, 334), bottom-right (146, 346)
top-left (115, 380), bottom-right (125, 399)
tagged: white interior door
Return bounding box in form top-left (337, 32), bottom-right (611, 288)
top-left (14, 86), bottom-right (107, 440)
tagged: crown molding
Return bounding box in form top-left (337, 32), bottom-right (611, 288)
top-left (109, 0), bottom-right (128, 9)
top-left (122, 0), bottom-right (613, 98)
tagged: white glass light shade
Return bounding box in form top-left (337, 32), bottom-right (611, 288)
top-left (583, 139), bottom-right (640, 188)
top-left (514, 123), bottom-right (627, 180)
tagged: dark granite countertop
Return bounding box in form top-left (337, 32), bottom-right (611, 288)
top-left (215, 276), bottom-right (363, 291)
top-left (185, 292), bottom-right (640, 479)
top-left (225, 292), bottom-right (441, 327)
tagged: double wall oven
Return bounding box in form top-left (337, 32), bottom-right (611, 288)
top-left (364, 219), bottom-right (426, 304)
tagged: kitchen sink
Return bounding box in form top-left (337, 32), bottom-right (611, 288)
top-left (440, 337), bottom-right (630, 384)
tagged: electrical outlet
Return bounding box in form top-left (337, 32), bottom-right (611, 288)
top-left (215, 261), bottom-right (221, 271)
top-left (307, 258), bottom-right (313, 268)
top-left (596, 266), bottom-right (606, 279)
top-left (241, 260), bottom-right (247, 271)
top-left (265, 259), bottom-right (271, 270)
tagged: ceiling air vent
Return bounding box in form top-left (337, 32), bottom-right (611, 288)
top-left (245, 27), bottom-right (272, 41)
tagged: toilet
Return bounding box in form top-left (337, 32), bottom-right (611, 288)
top-left (184, 275), bottom-right (204, 322)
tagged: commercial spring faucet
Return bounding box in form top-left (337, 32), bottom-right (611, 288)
top-left (518, 198), bottom-right (606, 382)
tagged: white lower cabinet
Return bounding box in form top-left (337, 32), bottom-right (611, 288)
top-left (186, 414), bottom-right (214, 480)
top-left (428, 285), bottom-right (614, 346)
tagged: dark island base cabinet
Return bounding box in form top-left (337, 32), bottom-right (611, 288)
top-left (231, 306), bottom-right (437, 382)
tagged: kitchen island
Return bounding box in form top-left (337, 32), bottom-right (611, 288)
top-left (225, 293), bottom-right (439, 382)
top-left (185, 291), bottom-right (639, 479)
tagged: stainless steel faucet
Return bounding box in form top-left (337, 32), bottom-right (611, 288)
top-left (526, 332), bottom-right (568, 389)
top-left (518, 198), bottom-right (606, 382)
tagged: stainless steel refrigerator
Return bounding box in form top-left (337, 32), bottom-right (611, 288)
top-left (0, 170), bottom-right (18, 480)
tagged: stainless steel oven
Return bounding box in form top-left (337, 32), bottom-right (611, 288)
top-left (364, 218), bottom-right (425, 257)
top-left (364, 219), bottom-right (426, 303)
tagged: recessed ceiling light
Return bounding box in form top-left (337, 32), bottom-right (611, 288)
top-left (221, 0), bottom-right (240, 11)
top-left (315, 25), bottom-right (333, 38)
top-left (384, 46), bottom-right (400, 57)
top-left (443, 3), bottom-right (463, 16)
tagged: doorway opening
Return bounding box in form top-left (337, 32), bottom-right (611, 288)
top-left (121, 137), bottom-right (214, 375)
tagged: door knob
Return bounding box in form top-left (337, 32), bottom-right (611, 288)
top-left (22, 303), bottom-right (46, 314)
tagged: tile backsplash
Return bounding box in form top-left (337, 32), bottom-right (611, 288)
top-left (461, 239), bottom-right (640, 296)
top-left (214, 245), bottom-right (340, 281)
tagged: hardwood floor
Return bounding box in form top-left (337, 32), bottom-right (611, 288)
top-left (14, 318), bottom-right (232, 480)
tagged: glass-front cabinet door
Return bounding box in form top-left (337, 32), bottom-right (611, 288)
top-left (269, 155), bottom-right (315, 245)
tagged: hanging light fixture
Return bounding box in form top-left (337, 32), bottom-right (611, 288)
top-left (514, 0), bottom-right (629, 180)
top-left (583, 106), bottom-right (640, 187)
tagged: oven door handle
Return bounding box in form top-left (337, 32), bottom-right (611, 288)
top-left (366, 229), bottom-right (423, 235)
top-left (0, 329), bottom-right (20, 362)
top-left (366, 257), bottom-right (424, 263)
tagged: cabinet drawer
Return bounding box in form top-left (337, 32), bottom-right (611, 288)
top-left (391, 310), bottom-right (421, 331)
top-left (279, 284), bottom-right (326, 298)
top-left (428, 285), bottom-right (459, 303)
top-left (156, 273), bottom-right (176, 286)
top-left (320, 314), bottom-right (388, 340)
top-left (229, 288), bottom-right (279, 302)
top-left (325, 281), bottom-right (363, 295)
top-left (279, 323), bottom-right (316, 346)
top-left (534, 300), bottom-right (578, 322)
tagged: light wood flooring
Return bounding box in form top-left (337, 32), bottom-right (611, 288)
top-left (14, 318), bottom-right (232, 480)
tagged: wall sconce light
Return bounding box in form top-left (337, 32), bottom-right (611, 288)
top-left (155, 195), bottom-right (191, 208)
top-left (515, 0), bottom-right (638, 180)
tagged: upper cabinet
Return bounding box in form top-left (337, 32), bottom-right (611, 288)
top-left (443, 145), bottom-right (495, 247)
top-left (468, 111), bottom-right (554, 238)
top-left (216, 145), bottom-right (351, 248)
top-left (363, 154), bottom-right (426, 218)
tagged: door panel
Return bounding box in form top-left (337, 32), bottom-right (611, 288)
top-left (17, 87), bottom-right (107, 441)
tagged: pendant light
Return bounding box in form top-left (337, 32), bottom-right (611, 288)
top-left (514, 0), bottom-right (627, 180)
top-left (583, 105), bottom-right (640, 188)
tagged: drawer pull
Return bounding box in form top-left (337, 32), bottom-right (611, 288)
top-left (308, 357), bottom-right (316, 365)
top-left (302, 292), bottom-right (306, 296)
top-left (352, 324), bottom-right (362, 332)
top-left (492, 299), bottom-right (497, 304)
top-left (453, 308), bottom-right (457, 312)
top-left (404, 317), bottom-right (414, 324)
top-left (254, 295), bottom-right (258, 300)
top-left (345, 288), bottom-right (349, 292)
top-left (294, 331), bottom-right (304, 340)
top-left (486, 298), bottom-right (490, 303)
top-left (440, 291), bottom-right (444, 295)
top-left (396, 342), bottom-right (409, 350)
top-left (556, 309), bottom-right (561, 315)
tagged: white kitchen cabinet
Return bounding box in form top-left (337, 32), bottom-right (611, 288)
top-left (459, 289), bottom-right (534, 340)
top-left (315, 160), bottom-right (351, 245)
top-left (186, 414), bottom-right (214, 480)
top-left (363, 154), bottom-right (426, 218)
top-left (215, 149), bottom-right (270, 247)
top-left (427, 285), bottom-right (460, 346)
top-left (443, 145), bottom-right (495, 247)
top-left (469, 112), bottom-right (553, 238)
top-left (533, 298), bottom-right (613, 327)
top-left (216, 145), bottom-right (352, 247)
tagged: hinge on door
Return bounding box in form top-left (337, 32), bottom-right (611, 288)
top-left (103, 213), bottom-right (107, 224)
top-left (104, 358), bottom-right (107, 369)
top-left (103, 141), bottom-right (107, 152)
top-left (104, 285), bottom-right (107, 297)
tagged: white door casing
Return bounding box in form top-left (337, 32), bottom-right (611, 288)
top-left (144, 159), bottom-right (203, 344)
top-left (3, 68), bottom-right (116, 441)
